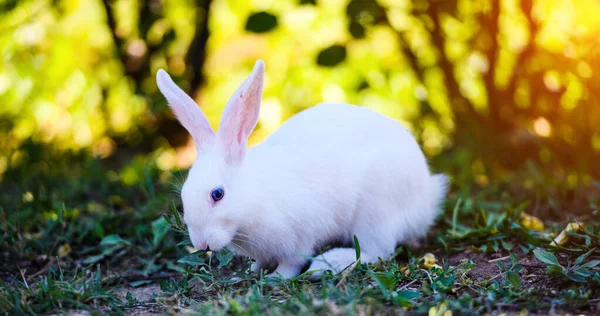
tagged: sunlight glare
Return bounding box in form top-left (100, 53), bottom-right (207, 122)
top-left (533, 117), bottom-right (552, 137)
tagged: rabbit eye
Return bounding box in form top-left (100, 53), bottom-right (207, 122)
top-left (211, 187), bottom-right (224, 202)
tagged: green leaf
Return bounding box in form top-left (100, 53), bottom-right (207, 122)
top-left (573, 267), bottom-right (592, 277)
top-left (397, 290), bottom-right (420, 300)
top-left (152, 217), bottom-right (170, 247)
top-left (216, 249), bottom-right (234, 269)
top-left (502, 240), bottom-right (514, 251)
top-left (510, 253), bottom-right (519, 266)
top-left (101, 244), bottom-right (122, 256)
top-left (100, 234), bottom-right (131, 247)
top-left (353, 235), bottom-right (361, 262)
top-left (574, 249), bottom-right (594, 266)
top-left (245, 11), bottom-right (278, 33)
top-left (533, 248), bottom-right (561, 266)
top-left (178, 252), bottom-right (206, 266)
top-left (369, 271), bottom-right (395, 292)
top-left (391, 294), bottom-right (410, 307)
top-left (317, 45), bottom-right (347, 67)
top-left (177, 239), bottom-right (192, 247)
top-left (507, 271), bottom-right (520, 287)
top-left (546, 265), bottom-right (565, 277)
top-left (580, 260), bottom-right (600, 269)
top-left (83, 253), bottom-right (105, 265)
top-left (565, 272), bottom-right (586, 282)
top-left (451, 198), bottom-right (462, 238)
top-left (95, 222), bottom-right (105, 238)
top-left (167, 201), bottom-right (184, 230)
top-left (130, 280), bottom-right (152, 288)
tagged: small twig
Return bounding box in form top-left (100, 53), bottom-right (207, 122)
top-left (20, 269), bottom-right (29, 289)
top-left (398, 279), bottom-right (418, 291)
top-left (31, 262), bottom-right (52, 278)
top-left (487, 256), bottom-right (511, 263)
top-left (335, 259), bottom-right (360, 288)
top-left (485, 271), bottom-right (507, 284)
top-left (124, 302), bottom-right (161, 310)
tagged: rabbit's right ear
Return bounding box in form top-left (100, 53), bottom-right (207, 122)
top-left (156, 69), bottom-right (215, 151)
top-left (218, 60), bottom-right (264, 165)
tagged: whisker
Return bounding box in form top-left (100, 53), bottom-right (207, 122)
top-left (164, 170), bottom-right (186, 193)
top-left (232, 237), bottom-right (265, 254)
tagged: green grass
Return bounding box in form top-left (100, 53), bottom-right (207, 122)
top-left (1, 142), bottom-right (599, 315)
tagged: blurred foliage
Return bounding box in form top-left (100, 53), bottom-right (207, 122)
top-left (3, 1), bottom-right (600, 313)
top-left (1, 0), bottom-right (600, 184)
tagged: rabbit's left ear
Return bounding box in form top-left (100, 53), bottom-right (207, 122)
top-left (218, 60), bottom-right (265, 164)
top-left (156, 69), bottom-right (216, 151)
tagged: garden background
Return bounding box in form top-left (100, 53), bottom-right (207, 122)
top-left (1, 0), bottom-right (600, 314)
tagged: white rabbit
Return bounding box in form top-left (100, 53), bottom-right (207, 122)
top-left (156, 60), bottom-right (448, 279)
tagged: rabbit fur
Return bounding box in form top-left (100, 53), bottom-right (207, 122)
top-left (156, 60), bottom-right (448, 279)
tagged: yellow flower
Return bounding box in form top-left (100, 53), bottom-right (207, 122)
top-left (429, 302), bottom-right (452, 316)
top-left (399, 266), bottom-right (410, 276)
top-left (22, 191), bottom-right (34, 202)
top-left (550, 222), bottom-right (583, 246)
top-left (58, 243), bottom-right (71, 258)
top-left (420, 253), bottom-right (440, 269)
top-left (520, 213), bottom-right (544, 231)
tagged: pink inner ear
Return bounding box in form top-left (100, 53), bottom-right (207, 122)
top-left (218, 60), bottom-right (264, 164)
top-left (236, 126), bottom-right (245, 145)
top-left (156, 69), bottom-right (215, 151)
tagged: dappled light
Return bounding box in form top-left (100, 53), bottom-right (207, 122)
top-left (0, 0), bottom-right (598, 248)
top-left (0, 0), bottom-right (599, 179)
top-left (1, 0), bottom-right (600, 314)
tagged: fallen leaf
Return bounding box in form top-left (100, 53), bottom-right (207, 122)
top-left (429, 302), bottom-right (452, 316)
top-left (550, 222), bottom-right (584, 246)
top-left (22, 191), bottom-right (34, 202)
top-left (399, 266), bottom-right (410, 276)
top-left (58, 243), bottom-right (71, 258)
top-left (520, 212), bottom-right (544, 231)
top-left (420, 253), bottom-right (438, 269)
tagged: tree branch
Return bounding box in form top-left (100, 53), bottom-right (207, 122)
top-left (102, 0), bottom-right (125, 64)
top-left (481, 0), bottom-right (500, 122)
top-left (186, 0), bottom-right (212, 97)
top-left (505, 0), bottom-right (538, 102)
top-left (427, 1), bottom-right (480, 122)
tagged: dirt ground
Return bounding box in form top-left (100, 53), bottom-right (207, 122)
top-left (45, 248), bottom-right (599, 315)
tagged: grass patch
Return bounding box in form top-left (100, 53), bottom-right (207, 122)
top-left (1, 142), bottom-right (599, 314)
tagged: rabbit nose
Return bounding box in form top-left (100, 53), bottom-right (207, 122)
top-left (193, 240), bottom-right (208, 251)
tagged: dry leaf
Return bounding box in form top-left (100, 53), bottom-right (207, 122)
top-left (550, 222), bottom-right (584, 246)
top-left (58, 243), bottom-right (71, 258)
top-left (520, 212), bottom-right (544, 231)
top-left (420, 253), bottom-right (440, 269)
top-left (429, 302), bottom-right (452, 316)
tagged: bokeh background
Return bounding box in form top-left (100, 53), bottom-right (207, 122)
top-left (2, 0), bottom-right (600, 216)
top-left (3, 2), bottom-right (600, 313)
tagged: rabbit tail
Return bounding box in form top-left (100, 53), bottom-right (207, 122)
top-left (430, 174), bottom-right (449, 214)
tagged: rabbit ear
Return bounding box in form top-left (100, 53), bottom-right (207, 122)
top-left (218, 60), bottom-right (265, 164)
top-left (156, 69), bottom-right (215, 151)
